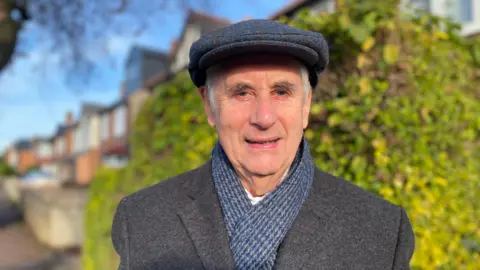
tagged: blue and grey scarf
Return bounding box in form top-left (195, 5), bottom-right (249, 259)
top-left (211, 137), bottom-right (314, 269)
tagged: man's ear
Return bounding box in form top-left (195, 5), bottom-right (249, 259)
top-left (303, 88), bottom-right (312, 129)
top-left (198, 86), bottom-right (215, 127)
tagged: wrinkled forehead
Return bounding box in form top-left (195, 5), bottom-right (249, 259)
top-left (209, 53), bottom-right (305, 78)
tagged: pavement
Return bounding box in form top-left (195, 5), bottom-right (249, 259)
top-left (0, 186), bottom-right (81, 270)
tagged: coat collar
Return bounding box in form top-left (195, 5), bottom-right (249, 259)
top-left (177, 160), bottom-right (236, 269)
top-left (177, 160), bottom-right (337, 270)
top-left (275, 167), bottom-right (344, 269)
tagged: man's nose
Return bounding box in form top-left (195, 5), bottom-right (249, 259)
top-left (250, 97), bottom-right (277, 130)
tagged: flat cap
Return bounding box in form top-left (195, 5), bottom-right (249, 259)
top-left (188, 19), bottom-right (329, 89)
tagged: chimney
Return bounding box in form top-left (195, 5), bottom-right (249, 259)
top-left (65, 111), bottom-right (73, 125)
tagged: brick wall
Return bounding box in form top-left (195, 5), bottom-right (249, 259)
top-left (75, 149), bottom-right (101, 186)
top-left (18, 149), bottom-right (36, 174)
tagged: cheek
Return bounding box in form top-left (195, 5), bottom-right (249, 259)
top-left (216, 100), bottom-right (250, 130)
top-left (277, 102), bottom-right (305, 125)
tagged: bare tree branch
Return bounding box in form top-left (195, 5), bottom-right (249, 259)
top-left (1, 0), bottom-right (213, 87)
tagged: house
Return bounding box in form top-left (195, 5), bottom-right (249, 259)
top-left (123, 11), bottom-right (231, 132)
top-left (124, 46), bottom-right (169, 95)
top-left (269, 0), bottom-right (336, 20)
top-left (99, 90), bottom-right (129, 168)
top-left (168, 10), bottom-right (231, 74)
top-left (51, 112), bottom-right (76, 183)
top-left (269, 0), bottom-right (479, 37)
top-left (31, 136), bottom-right (54, 171)
top-left (123, 46), bottom-right (169, 132)
top-left (14, 139), bottom-right (35, 174)
top-left (72, 103), bottom-right (104, 185)
top-left (408, 0), bottom-right (479, 37)
top-left (40, 136), bottom-right (57, 176)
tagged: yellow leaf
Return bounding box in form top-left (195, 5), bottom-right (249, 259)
top-left (362, 37), bottom-right (375, 52)
top-left (380, 187), bottom-right (394, 198)
top-left (357, 54), bottom-right (368, 69)
top-left (327, 114), bottom-right (342, 127)
top-left (372, 138), bottom-right (386, 150)
top-left (359, 77), bottom-right (371, 95)
top-left (435, 31), bottom-right (449, 40)
top-left (383, 44), bottom-right (400, 65)
top-left (386, 21), bottom-right (396, 31)
top-left (433, 177), bottom-right (447, 187)
top-left (310, 103), bottom-right (322, 115)
top-left (304, 129), bottom-right (314, 140)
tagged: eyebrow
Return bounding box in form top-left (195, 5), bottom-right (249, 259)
top-left (225, 81), bottom-right (297, 94)
top-left (226, 83), bottom-right (252, 94)
top-left (272, 81), bottom-right (296, 91)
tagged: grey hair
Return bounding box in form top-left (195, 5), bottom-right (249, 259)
top-left (205, 64), bottom-right (310, 112)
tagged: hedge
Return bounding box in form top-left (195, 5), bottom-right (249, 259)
top-left (83, 0), bottom-right (480, 269)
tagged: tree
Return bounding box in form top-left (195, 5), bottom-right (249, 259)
top-left (0, 0), bottom-right (211, 82)
top-left (0, 158), bottom-right (16, 176)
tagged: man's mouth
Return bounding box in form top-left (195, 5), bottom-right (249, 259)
top-left (245, 138), bottom-right (280, 144)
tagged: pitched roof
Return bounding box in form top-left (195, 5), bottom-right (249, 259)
top-left (126, 45), bottom-right (169, 67)
top-left (169, 10), bottom-right (231, 61)
top-left (14, 139), bottom-right (32, 150)
top-left (188, 10), bottom-right (231, 34)
top-left (80, 103), bottom-right (104, 117)
top-left (100, 98), bottom-right (127, 114)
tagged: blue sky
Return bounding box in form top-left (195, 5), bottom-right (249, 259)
top-left (0, 0), bottom-right (291, 152)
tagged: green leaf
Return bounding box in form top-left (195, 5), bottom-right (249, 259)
top-left (383, 44), bottom-right (400, 65)
top-left (327, 113), bottom-right (343, 127)
top-left (349, 25), bottom-right (371, 44)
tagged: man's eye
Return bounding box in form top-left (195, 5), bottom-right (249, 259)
top-left (276, 90), bottom-right (288, 96)
top-left (237, 92), bottom-right (248, 97)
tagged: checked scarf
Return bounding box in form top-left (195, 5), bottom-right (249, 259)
top-left (211, 137), bottom-right (314, 270)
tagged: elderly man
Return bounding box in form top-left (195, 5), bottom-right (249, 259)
top-left (112, 19), bottom-right (415, 269)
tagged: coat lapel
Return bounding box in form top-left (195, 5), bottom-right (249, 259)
top-left (275, 167), bottom-right (342, 269)
top-left (177, 160), bottom-right (236, 270)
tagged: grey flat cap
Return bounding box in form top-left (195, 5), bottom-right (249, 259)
top-left (188, 19), bottom-right (329, 89)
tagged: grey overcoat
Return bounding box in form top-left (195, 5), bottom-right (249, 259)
top-left (112, 160), bottom-right (415, 269)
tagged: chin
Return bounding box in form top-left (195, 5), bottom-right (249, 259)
top-left (242, 156), bottom-right (280, 176)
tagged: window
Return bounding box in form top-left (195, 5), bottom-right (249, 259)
top-left (101, 114), bottom-right (109, 141)
top-left (114, 105), bottom-right (127, 137)
top-left (74, 125), bottom-right (85, 152)
top-left (56, 137), bottom-right (65, 156)
top-left (37, 142), bottom-right (52, 158)
top-left (447, 0), bottom-right (473, 23)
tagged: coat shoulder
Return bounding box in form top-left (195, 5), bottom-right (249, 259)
top-left (310, 167), bottom-right (406, 236)
top-left (119, 161), bottom-right (210, 212)
top-left (314, 167), bottom-right (401, 214)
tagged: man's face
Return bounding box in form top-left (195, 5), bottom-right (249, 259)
top-left (200, 55), bottom-right (312, 177)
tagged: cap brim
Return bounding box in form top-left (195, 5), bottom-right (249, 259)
top-left (198, 40), bottom-right (320, 70)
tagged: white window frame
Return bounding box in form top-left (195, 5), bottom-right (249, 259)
top-left (114, 105), bottom-right (127, 137)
